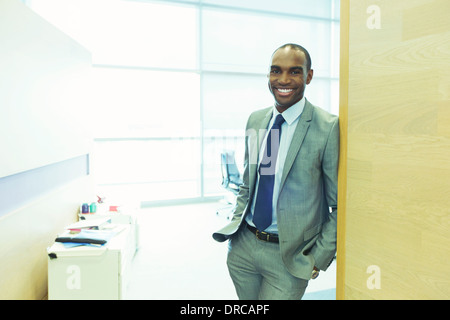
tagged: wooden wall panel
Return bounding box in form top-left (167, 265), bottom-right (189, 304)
top-left (0, 176), bottom-right (93, 300)
top-left (338, 0), bottom-right (450, 299)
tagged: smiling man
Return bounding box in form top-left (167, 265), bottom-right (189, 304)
top-left (213, 43), bottom-right (339, 300)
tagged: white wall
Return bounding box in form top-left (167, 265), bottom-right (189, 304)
top-left (0, 0), bottom-right (94, 299)
top-left (0, 0), bottom-right (92, 178)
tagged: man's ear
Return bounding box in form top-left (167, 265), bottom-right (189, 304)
top-left (306, 69), bottom-right (314, 85)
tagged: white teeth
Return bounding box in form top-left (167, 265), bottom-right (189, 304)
top-left (278, 88), bottom-right (293, 93)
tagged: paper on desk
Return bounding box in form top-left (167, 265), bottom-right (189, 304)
top-left (65, 217), bottom-right (112, 230)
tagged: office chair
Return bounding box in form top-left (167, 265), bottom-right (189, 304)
top-left (216, 151), bottom-right (243, 219)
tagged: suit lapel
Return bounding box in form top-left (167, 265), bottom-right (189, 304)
top-left (257, 109), bottom-right (274, 155)
top-left (248, 108), bottom-right (273, 200)
top-left (279, 100), bottom-right (313, 192)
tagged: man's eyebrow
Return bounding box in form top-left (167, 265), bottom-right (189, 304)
top-left (270, 65), bottom-right (304, 71)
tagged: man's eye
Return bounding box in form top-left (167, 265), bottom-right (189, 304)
top-left (270, 69), bottom-right (280, 74)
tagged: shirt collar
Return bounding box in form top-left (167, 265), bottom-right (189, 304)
top-left (272, 97), bottom-right (305, 126)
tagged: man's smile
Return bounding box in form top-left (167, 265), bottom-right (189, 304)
top-left (275, 88), bottom-right (296, 97)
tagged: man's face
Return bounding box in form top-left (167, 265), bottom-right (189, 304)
top-left (268, 47), bottom-right (313, 112)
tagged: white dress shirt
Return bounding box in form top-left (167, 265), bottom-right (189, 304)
top-left (245, 97), bottom-right (306, 234)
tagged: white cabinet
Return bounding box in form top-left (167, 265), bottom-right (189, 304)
top-left (47, 225), bottom-right (134, 300)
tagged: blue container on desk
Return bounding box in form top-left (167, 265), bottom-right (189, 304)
top-left (81, 203), bottom-right (89, 213)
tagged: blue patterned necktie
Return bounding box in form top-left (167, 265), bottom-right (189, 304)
top-left (253, 114), bottom-right (285, 231)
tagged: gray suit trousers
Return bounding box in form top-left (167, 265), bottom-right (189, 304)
top-left (227, 225), bottom-right (308, 300)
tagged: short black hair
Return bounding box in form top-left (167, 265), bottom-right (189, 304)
top-left (273, 43), bottom-right (312, 71)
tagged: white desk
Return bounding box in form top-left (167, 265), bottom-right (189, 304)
top-left (47, 225), bottom-right (135, 300)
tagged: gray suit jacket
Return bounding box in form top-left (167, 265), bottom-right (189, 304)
top-left (213, 99), bottom-right (339, 280)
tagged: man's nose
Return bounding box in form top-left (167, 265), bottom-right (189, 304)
top-left (278, 72), bottom-right (291, 85)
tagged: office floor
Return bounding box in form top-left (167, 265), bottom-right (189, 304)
top-left (125, 201), bottom-right (336, 300)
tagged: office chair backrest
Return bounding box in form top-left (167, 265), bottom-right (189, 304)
top-left (220, 151), bottom-right (242, 194)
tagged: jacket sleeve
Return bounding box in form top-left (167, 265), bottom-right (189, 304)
top-left (310, 117), bottom-right (339, 270)
top-left (229, 121), bottom-right (251, 224)
top-left (212, 114), bottom-right (253, 242)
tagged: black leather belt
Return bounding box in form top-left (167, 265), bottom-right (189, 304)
top-left (247, 224), bottom-right (279, 243)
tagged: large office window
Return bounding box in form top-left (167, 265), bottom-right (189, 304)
top-left (26, 0), bottom-right (340, 204)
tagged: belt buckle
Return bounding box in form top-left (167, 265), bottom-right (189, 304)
top-left (256, 229), bottom-right (270, 242)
